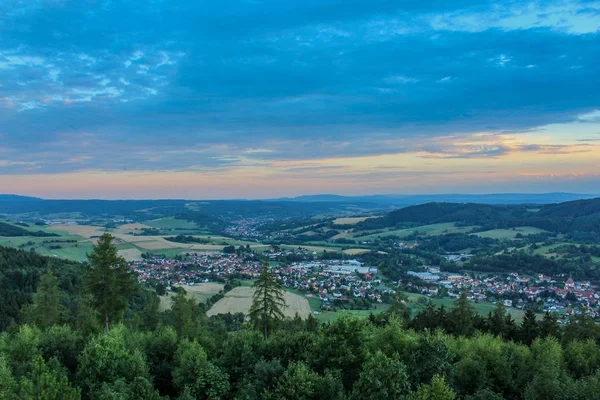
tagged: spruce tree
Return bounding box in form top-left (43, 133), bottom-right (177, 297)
top-left (488, 300), bottom-right (506, 337)
top-left (249, 262), bottom-right (286, 339)
top-left (86, 233), bottom-right (136, 332)
top-left (23, 270), bottom-right (65, 329)
top-left (450, 291), bottom-right (475, 337)
top-left (520, 308), bottom-right (539, 345)
top-left (539, 312), bottom-right (560, 339)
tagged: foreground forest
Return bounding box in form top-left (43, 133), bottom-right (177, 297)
top-left (1, 243), bottom-right (600, 399)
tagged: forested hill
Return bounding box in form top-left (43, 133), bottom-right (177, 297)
top-left (357, 197), bottom-right (600, 233)
top-left (0, 246), bottom-right (84, 330)
top-left (0, 222), bottom-right (59, 237)
top-left (0, 194), bottom-right (41, 202)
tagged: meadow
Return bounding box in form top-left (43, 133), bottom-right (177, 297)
top-left (207, 287), bottom-right (312, 319)
top-left (404, 292), bottom-right (530, 323)
top-left (0, 220), bottom-right (271, 262)
top-left (158, 283), bottom-right (225, 311)
top-left (473, 226), bottom-right (548, 240)
top-left (354, 222), bottom-right (476, 240)
top-left (332, 216), bottom-right (372, 225)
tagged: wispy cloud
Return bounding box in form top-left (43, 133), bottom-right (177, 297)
top-left (0, 0), bottom-right (599, 196)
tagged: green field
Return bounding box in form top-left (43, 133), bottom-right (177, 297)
top-left (355, 222), bottom-right (476, 240)
top-left (159, 283), bottom-right (226, 311)
top-left (314, 304), bottom-right (390, 323)
top-left (405, 292), bottom-right (529, 322)
top-left (532, 243), bottom-right (568, 256)
top-left (0, 222), bottom-right (94, 261)
top-left (284, 288), bottom-right (390, 323)
top-left (473, 226), bottom-right (548, 240)
top-left (145, 217), bottom-right (200, 230)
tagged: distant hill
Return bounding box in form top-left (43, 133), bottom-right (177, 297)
top-left (0, 198), bottom-right (389, 221)
top-left (357, 197), bottom-right (600, 234)
top-left (0, 194), bottom-right (42, 202)
top-left (280, 193), bottom-right (599, 205)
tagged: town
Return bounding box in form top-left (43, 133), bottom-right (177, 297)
top-left (132, 247), bottom-right (600, 320)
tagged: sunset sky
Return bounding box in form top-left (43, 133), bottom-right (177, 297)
top-left (1, 0), bottom-right (599, 199)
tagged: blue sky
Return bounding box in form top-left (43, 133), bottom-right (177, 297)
top-left (1, 0), bottom-right (599, 198)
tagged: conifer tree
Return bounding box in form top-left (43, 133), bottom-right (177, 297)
top-left (23, 270), bottom-right (65, 329)
top-left (86, 233), bottom-right (136, 332)
top-left (450, 291), bottom-right (475, 337)
top-left (249, 262), bottom-right (286, 339)
top-left (488, 300), bottom-right (506, 337)
top-left (520, 308), bottom-right (539, 345)
top-left (539, 312), bottom-right (560, 339)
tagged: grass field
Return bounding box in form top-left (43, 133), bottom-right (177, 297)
top-left (145, 218), bottom-right (200, 230)
top-left (159, 283), bottom-right (225, 311)
top-left (280, 244), bottom-right (341, 253)
top-left (532, 243), bottom-right (568, 256)
top-left (474, 226), bottom-right (548, 240)
top-left (0, 220), bottom-right (271, 261)
top-left (332, 217), bottom-right (371, 225)
top-left (343, 248), bottom-right (371, 255)
top-left (314, 304), bottom-right (390, 323)
top-left (355, 222), bottom-right (476, 240)
top-left (207, 287), bottom-right (311, 319)
top-left (405, 292), bottom-right (529, 322)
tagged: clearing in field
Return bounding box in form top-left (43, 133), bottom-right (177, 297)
top-left (280, 244), bottom-right (339, 253)
top-left (118, 248), bottom-right (144, 261)
top-left (112, 223), bottom-right (152, 234)
top-left (332, 216), bottom-right (371, 225)
top-left (145, 217), bottom-right (199, 230)
top-left (50, 224), bottom-right (106, 238)
top-left (159, 283), bottom-right (225, 311)
top-left (355, 222), bottom-right (476, 240)
top-left (343, 248), bottom-right (371, 255)
top-left (207, 287), bottom-right (311, 319)
top-left (474, 226), bottom-right (548, 240)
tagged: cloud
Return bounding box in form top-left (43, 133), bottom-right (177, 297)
top-left (0, 0), bottom-right (599, 196)
top-left (578, 109), bottom-right (600, 122)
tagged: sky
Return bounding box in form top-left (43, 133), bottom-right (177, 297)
top-left (0, 0), bottom-right (599, 199)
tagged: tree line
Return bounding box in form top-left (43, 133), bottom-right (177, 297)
top-left (2, 236), bottom-right (600, 399)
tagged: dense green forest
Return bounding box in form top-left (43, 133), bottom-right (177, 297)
top-left (357, 198), bottom-right (600, 235)
top-left (0, 222), bottom-right (58, 238)
top-left (2, 243), bottom-right (600, 399)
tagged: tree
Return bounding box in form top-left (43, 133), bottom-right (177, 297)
top-left (539, 312), bottom-right (560, 339)
top-left (488, 301), bottom-right (506, 337)
top-left (170, 292), bottom-right (196, 338)
top-left (76, 325), bottom-right (151, 398)
top-left (411, 299), bottom-right (438, 331)
top-left (520, 308), bottom-right (539, 345)
top-left (22, 271), bottom-right (66, 329)
top-left (18, 356), bottom-right (81, 400)
top-left (524, 337), bottom-right (565, 400)
top-left (450, 291), bottom-right (475, 336)
top-left (86, 233), bottom-right (136, 332)
top-left (387, 291), bottom-right (411, 324)
top-left (350, 351), bottom-right (410, 400)
top-left (405, 331), bottom-right (451, 390)
top-left (409, 375), bottom-right (456, 400)
top-left (249, 263), bottom-right (286, 339)
top-left (172, 339), bottom-right (230, 400)
top-left (270, 362), bottom-right (344, 400)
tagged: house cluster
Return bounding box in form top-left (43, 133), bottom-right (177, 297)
top-left (222, 218), bottom-right (265, 240)
top-left (132, 253), bottom-right (265, 286)
top-left (132, 253), bottom-right (385, 310)
top-left (278, 260), bottom-right (386, 309)
top-left (406, 267), bottom-right (600, 318)
top-left (265, 247), bottom-right (318, 260)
